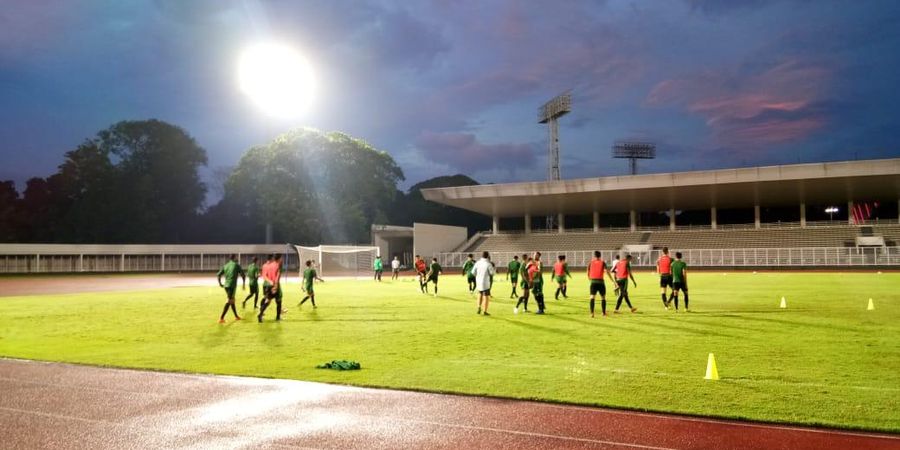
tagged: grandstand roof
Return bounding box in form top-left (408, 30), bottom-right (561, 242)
top-left (420, 158), bottom-right (900, 217)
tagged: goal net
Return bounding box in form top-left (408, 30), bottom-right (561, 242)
top-left (292, 245), bottom-right (379, 278)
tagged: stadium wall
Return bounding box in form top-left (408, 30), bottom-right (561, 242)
top-left (0, 244), bottom-right (296, 274)
top-left (413, 223), bottom-right (467, 259)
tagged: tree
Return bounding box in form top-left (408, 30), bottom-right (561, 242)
top-left (15, 120), bottom-right (208, 243)
top-left (0, 181), bottom-right (19, 242)
top-left (213, 128), bottom-right (404, 244)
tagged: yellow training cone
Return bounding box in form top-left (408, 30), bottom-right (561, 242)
top-left (704, 353), bottom-right (719, 380)
top-left (779, 297), bottom-right (787, 308)
top-left (868, 298), bottom-right (875, 311)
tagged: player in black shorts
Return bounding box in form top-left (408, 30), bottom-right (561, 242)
top-left (657, 247), bottom-right (674, 309)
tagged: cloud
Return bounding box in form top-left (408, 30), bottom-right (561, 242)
top-left (646, 58), bottom-right (831, 148)
top-left (414, 131), bottom-right (538, 174)
top-left (683, 0), bottom-right (783, 15)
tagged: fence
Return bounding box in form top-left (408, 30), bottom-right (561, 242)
top-left (0, 244), bottom-right (298, 274)
top-left (440, 246), bottom-right (900, 269)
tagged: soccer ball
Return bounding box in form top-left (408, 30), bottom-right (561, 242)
top-left (513, 307), bottom-right (518, 314)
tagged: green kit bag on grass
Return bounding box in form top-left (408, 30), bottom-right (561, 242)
top-left (316, 360), bottom-right (361, 370)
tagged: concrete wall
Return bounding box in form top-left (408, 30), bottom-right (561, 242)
top-left (413, 223), bottom-right (468, 259)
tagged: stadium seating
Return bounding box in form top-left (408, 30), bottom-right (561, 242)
top-left (465, 224), bottom-right (877, 253)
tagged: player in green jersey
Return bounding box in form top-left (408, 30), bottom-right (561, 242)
top-left (668, 252), bottom-right (690, 312)
top-left (299, 259), bottom-right (325, 308)
top-left (514, 254), bottom-right (531, 313)
top-left (462, 253), bottom-right (476, 294)
top-left (507, 255), bottom-right (521, 299)
top-left (216, 254), bottom-right (245, 323)
top-left (242, 256), bottom-right (261, 309)
top-left (425, 258), bottom-right (442, 297)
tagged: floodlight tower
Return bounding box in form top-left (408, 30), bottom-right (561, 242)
top-left (538, 91), bottom-right (572, 181)
top-left (538, 91), bottom-right (572, 228)
top-left (612, 141), bottom-right (656, 175)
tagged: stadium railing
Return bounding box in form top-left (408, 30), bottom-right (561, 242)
top-left (439, 246), bottom-right (900, 269)
top-left (0, 244), bottom-right (298, 274)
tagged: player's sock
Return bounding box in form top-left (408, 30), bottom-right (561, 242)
top-left (661, 293), bottom-right (667, 306)
top-left (220, 303), bottom-right (230, 320)
top-left (624, 295), bottom-right (633, 309)
top-left (300, 296), bottom-right (309, 305)
top-left (562, 286), bottom-right (567, 297)
top-left (601, 298), bottom-right (607, 315)
top-left (230, 303), bottom-right (239, 318)
top-left (683, 293), bottom-right (689, 310)
top-left (555, 288), bottom-right (560, 300)
top-left (590, 298), bottom-right (595, 315)
top-left (615, 295), bottom-right (623, 311)
top-left (310, 297), bottom-right (316, 307)
top-left (673, 294), bottom-right (679, 310)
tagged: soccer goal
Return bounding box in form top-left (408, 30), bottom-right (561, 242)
top-left (292, 245), bottom-right (379, 278)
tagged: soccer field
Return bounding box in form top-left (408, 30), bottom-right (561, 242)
top-left (0, 271), bottom-right (898, 432)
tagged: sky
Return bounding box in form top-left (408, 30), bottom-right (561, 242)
top-left (1, 0), bottom-right (899, 198)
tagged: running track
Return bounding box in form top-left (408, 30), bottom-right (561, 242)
top-left (0, 359), bottom-right (897, 450)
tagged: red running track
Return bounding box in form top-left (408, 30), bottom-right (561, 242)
top-left (0, 359), bottom-right (897, 450)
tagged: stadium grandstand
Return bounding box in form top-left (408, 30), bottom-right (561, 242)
top-left (422, 158), bottom-right (900, 268)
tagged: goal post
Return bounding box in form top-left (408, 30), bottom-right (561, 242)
top-left (291, 245), bottom-right (379, 278)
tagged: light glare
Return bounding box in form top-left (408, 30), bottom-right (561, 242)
top-left (238, 43), bottom-right (315, 119)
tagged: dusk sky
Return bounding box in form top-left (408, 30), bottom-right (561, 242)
top-left (2, 0), bottom-right (899, 198)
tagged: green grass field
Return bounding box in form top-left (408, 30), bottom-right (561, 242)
top-left (0, 271), bottom-right (898, 432)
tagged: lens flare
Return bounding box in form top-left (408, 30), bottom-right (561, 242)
top-left (238, 43), bottom-right (315, 119)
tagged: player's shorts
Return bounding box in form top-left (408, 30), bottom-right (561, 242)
top-left (479, 288), bottom-right (491, 296)
top-left (264, 284), bottom-right (283, 300)
top-left (248, 283), bottom-right (258, 294)
top-left (531, 281), bottom-right (543, 295)
top-left (555, 275), bottom-right (567, 284)
top-left (590, 280), bottom-right (606, 296)
top-left (659, 275), bottom-right (673, 288)
top-left (224, 285), bottom-right (236, 298)
top-left (467, 275), bottom-right (476, 282)
top-left (673, 281), bottom-right (688, 292)
top-left (304, 284), bottom-right (314, 295)
top-left (427, 274), bottom-right (438, 283)
top-left (616, 278), bottom-right (628, 292)
top-left (392, 268), bottom-right (400, 273)
top-left (510, 275), bottom-right (518, 284)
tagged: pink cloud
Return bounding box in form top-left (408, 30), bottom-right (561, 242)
top-left (415, 131), bottom-right (537, 173)
top-left (645, 58), bottom-right (831, 148)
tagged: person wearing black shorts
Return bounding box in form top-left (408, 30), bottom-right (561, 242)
top-left (613, 254), bottom-right (638, 313)
top-left (587, 251), bottom-right (616, 317)
top-left (657, 247), bottom-right (674, 309)
top-left (670, 252), bottom-right (690, 312)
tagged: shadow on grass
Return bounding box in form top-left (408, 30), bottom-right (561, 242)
top-left (729, 314), bottom-right (860, 332)
top-left (501, 317), bottom-right (578, 337)
top-left (634, 318), bottom-right (737, 338)
top-left (257, 320), bottom-right (284, 347)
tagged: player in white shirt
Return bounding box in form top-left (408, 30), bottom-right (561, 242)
top-left (391, 256), bottom-right (401, 280)
top-left (471, 251), bottom-right (496, 316)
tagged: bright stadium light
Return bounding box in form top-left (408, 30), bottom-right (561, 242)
top-left (238, 42), bottom-right (315, 119)
top-left (825, 206), bottom-right (839, 221)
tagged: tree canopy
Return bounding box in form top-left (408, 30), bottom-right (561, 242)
top-left (207, 128), bottom-right (404, 244)
top-left (2, 120), bottom-right (207, 243)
